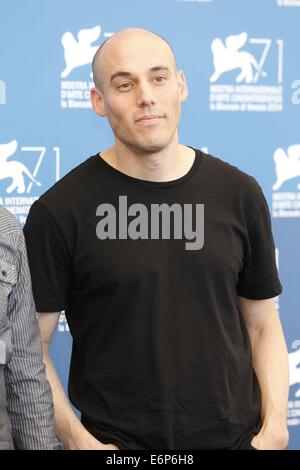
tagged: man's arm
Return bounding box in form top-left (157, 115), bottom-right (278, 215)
top-left (238, 296), bottom-right (289, 450)
top-left (38, 312), bottom-right (119, 450)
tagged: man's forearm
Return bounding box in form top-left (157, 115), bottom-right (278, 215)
top-left (42, 349), bottom-right (87, 449)
top-left (248, 309), bottom-right (289, 446)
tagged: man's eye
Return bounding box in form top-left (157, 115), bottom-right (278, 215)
top-left (154, 76), bottom-right (166, 83)
top-left (118, 82), bottom-right (132, 90)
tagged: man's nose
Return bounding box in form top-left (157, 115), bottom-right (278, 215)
top-left (136, 81), bottom-right (156, 107)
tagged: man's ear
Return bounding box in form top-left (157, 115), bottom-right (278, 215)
top-left (90, 87), bottom-right (106, 117)
top-left (177, 70), bottom-right (188, 102)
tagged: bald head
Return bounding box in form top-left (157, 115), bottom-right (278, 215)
top-left (92, 28), bottom-right (178, 91)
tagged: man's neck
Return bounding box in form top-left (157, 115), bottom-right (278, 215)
top-left (99, 140), bottom-right (195, 183)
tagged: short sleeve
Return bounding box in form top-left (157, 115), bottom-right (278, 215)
top-left (236, 187), bottom-right (282, 300)
top-left (23, 201), bottom-right (71, 312)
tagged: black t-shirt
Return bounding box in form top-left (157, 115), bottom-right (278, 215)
top-left (23, 148), bottom-right (282, 450)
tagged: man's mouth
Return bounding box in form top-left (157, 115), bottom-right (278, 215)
top-left (136, 115), bottom-right (164, 122)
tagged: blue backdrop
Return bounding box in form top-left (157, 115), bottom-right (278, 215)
top-left (0, 0), bottom-right (299, 449)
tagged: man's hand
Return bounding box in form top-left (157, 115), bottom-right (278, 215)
top-left (250, 423), bottom-right (289, 450)
top-left (68, 427), bottom-right (120, 450)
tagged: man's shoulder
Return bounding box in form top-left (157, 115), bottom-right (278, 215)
top-left (200, 150), bottom-right (261, 194)
top-left (0, 205), bottom-right (21, 236)
top-left (38, 153), bottom-right (98, 207)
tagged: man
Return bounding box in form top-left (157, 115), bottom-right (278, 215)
top-left (23, 28), bottom-right (289, 450)
top-left (0, 205), bottom-right (61, 449)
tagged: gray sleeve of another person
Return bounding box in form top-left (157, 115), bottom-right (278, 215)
top-left (1, 209), bottom-right (63, 449)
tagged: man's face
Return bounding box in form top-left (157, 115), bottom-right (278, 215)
top-left (91, 31), bottom-right (188, 154)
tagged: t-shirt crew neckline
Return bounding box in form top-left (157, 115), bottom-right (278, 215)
top-left (94, 146), bottom-right (202, 190)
